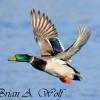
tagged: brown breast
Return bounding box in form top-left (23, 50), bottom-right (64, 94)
top-left (30, 57), bottom-right (47, 71)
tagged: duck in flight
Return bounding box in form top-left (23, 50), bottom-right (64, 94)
top-left (8, 9), bottom-right (90, 85)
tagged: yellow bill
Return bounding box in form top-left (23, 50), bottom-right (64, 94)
top-left (8, 57), bottom-right (16, 61)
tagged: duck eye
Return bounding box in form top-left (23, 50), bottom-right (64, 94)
top-left (25, 54), bottom-right (30, 58)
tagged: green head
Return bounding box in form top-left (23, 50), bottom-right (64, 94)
top-left (8, 54), bottom-right (33, 62)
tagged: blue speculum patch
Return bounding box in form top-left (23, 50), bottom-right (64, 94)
top-left (49, 38), bottom-right (64, 55)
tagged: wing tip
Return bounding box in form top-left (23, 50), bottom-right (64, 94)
top-left (30, 8), bottom-right (58, 39)
top-left (77, 26), bottom-right (91, 43)
top-left (30, 8), bottom-right (35, 15)
top-left (78, 26), bottom-right (91, 36)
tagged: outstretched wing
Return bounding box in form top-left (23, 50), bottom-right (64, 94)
top-left (30, 9), bottom-right (64, 57)
top-left (54, 27), bottom-right (90, 61)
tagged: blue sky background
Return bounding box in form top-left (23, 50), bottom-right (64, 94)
top-left (0, 0), bottom-right (100, 100)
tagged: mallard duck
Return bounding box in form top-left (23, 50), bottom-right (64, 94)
top-left (8, 9), bottom-right (90, 85)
